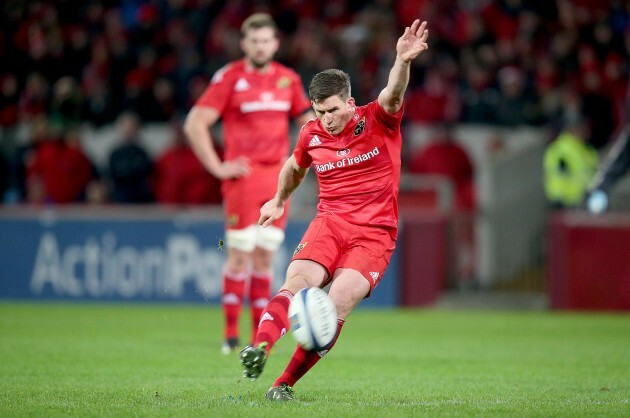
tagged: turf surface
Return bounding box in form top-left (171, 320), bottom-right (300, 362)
top-left (0, 302), bottom-right (628, 417)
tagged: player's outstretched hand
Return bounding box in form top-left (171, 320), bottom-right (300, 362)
top-left (219, 156), bottom-right (251, 179)
top-left (397, 19), bottom-right (429, 63)
top-left (259, 198), bottom-right (285, 227)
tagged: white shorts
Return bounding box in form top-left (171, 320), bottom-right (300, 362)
top-left (225, 224), bottom-right (285, 252)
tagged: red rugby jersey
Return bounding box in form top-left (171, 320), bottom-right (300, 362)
top-left (195, 59), bottom-right (311, 164)
top-left (293, 100), bottom-right (404, 235)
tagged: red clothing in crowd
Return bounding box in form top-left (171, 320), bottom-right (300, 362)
top-left (408, 139), bottom-right (475, 210)
top-left (154, 143), bottom-right (222, 204)
top-left (27, 140), bottom-right (93, 203)
top-left (404, 69), bottom-right (460, 123)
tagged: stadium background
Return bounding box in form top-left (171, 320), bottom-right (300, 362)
top-left (0, 0), bottom-right (629, 310)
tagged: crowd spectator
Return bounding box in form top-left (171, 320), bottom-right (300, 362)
top-left (17, 73), bottom-right (49, 123)
top-left (580, 69), bottom-right (615, 150)
top-left (81, 76), bottom-right (116, 127)
top-left (0, 1), bottom-right (626, 133)
top-left (544, 118), bottom-right (599, 209)
top-left (407, 124), bottom-right (476, 211)
top-left (0, 0), bottom-right (628, 206)
top-left (0, 74), bottom-right (19, 127)
top-left (494, 66), bottom-right (538, 126)
top-left (459, 63), bottom-right (499, 124)
top-left (0, 150), bottom-right (9, 201)
top-left (26, 125), bottom-right (94, 204)
top-left (154, 121), bottom-right (222, 205)
top-left (107, 112), bottom-right (153, 203)
top-left (48, 76), bottom-right (83, 131)
top-left (405, 67), bottom-right (461, 124)
top-left (9, 115), bottom-right (52, 202)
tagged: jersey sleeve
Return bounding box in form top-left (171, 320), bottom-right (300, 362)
top-left (292, 126), bottom-right (312, 168)
top-left (371, 99), bottom-right (404, 133)
top-left (289, 72), bottom-right (312, 119)
top-left (194, 65), bottom-right (233, 113)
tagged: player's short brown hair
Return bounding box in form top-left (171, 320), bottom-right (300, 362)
top-left (308, 69), bottom-right (351, 103)
top-left (241, 13), bottom-right (277, 36)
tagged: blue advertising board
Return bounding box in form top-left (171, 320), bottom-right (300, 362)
top-left (0, 209), bottom-right (399, 306)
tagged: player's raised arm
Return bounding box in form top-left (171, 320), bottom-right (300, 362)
top-left (259, 155), bottom-right (309, 227)
top-left (378, 19), bottom-right (429, 114)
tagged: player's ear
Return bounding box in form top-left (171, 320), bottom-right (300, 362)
top-left (347, 97), bottom-right (355, 109)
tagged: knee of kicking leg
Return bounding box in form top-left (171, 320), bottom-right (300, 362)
top-left (328, 271), bottom-right (370, 319)
top-left (282, 261), bottom-right (328, 294)
top-left (281, 274), bottom-right (311, 293)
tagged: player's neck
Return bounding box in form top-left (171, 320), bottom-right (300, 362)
top-left (245, 59), bottom-right (273, 74)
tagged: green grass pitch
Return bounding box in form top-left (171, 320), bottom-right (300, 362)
top-left (1, 302), bottom-right (628, 417)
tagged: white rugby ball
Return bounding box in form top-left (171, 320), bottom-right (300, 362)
top-left (288, 287), bottom-right (338, 351)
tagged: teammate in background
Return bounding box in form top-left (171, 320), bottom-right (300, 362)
top-left (586, 124), bottom-right (630, 214)
top-left (184, 13), bottom-right (314, 354)
top-left (240, 19), bottom-right (430, 401)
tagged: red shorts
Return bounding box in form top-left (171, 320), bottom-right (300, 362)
top-left (222, 162), bottom-right (289, 230)
top-left (291, 213), bottom-right (396, 296)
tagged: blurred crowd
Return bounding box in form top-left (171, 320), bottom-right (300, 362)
top-left (0, 0), bottom-right (628, 206)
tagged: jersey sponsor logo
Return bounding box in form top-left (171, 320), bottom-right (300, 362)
top-left (315, 146), bottom-right (380, 173)
top-left (336, 148), bottom-right (350, 157)
top-left (234, 77), bottom-right (250, 91)
top-left (354, 117), bottom-right (366, 136)
top-left (369, 272), bottom-right (380, 283)
top-left (309, 135), bottom-right (322, 147)
top-left (293, 242), bottom-right (308, 255)
top-left (277, 76), bottom-right (291, 89)
top-left (315, 161), bottom-right (335, 172)
top-left (346, 146), bottom-right (379, 166)
top-left (240, 100), bottom-right (291, 113)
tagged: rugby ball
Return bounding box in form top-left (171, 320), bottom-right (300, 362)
top-left (288, 287), bottom-right (338, 351)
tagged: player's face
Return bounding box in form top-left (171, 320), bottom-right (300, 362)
top-left (241, 27), bottom-right (279, 69)
top-left (312, 95), bottom-right (355, 136)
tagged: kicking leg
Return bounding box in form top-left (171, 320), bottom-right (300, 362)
top-left (266, 268), bottom-right (369, 399)
top-left (240, 259), bottom-right (327, 380)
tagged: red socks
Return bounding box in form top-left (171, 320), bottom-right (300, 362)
top-left (221, 269), bottom-right (248, 341)
top-left (253, 289), bottom-right (293, 352)
top-left (253, 290), bottom-right (346, 387)
top-left (249, 271), bottom-right (271, 343)
top-left (274, 318), bottom-right (345, 387)
top-left (223, 269), bottom-right (273, 344)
